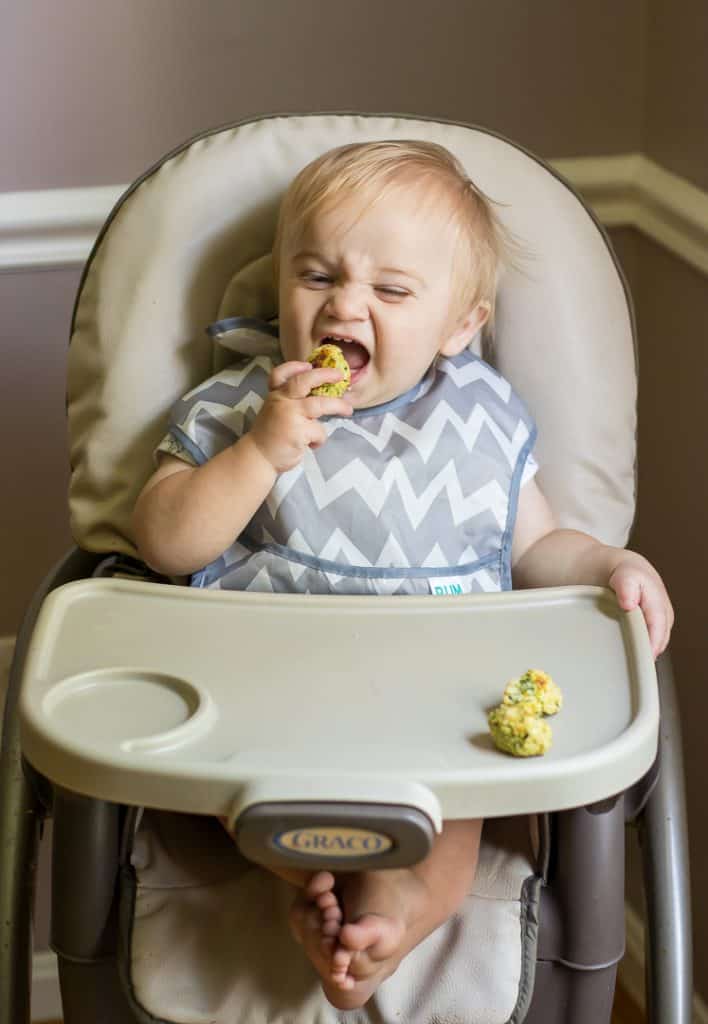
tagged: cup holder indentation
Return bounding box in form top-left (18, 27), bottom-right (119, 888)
top-left (43, 668), bottom-right (217, 753)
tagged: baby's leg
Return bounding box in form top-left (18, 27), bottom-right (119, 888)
top-left (219, 816), bottom-right (312, 887)
top-left (314, 818), bottom-right (482, 1010)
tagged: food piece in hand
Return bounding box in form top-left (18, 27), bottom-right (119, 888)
top-left (307, 343), bottom-right (351, 397)
top-left (488, 704), bottom-right (553, 757)
top-left (502, 669), bottom-right (562, 717)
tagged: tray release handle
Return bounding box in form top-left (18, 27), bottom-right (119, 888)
top-left (228, 777), bottom-right (441, 871)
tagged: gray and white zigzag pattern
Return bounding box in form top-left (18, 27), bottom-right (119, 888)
top-left (166, 343), bottom-right (535, 593)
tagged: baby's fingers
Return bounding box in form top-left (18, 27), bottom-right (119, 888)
top-left (639, 596), bottom-right (668, 657)
top-left (620, 582), bottom-right (673, 658)
top-left (611, 573), bottom-right (642, 612)
top-left (640, 587), bottom-right (674, 658)
top-left (269, 361), bottom-right (313, 391)
top-left (274, 365), bottom-right (347, 399)
top-left (610, 566), bottom-right (674, 658)
top-left (303, 394), bottom-right (353, 420)
top-left (306, 419), bottom-right (329, 450)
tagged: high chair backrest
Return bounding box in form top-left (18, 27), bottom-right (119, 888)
top-left (67, 114), bottom-right (636, 557)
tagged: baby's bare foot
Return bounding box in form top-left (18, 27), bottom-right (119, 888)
top-left (290, 868), bottom-right (440, 1011)
top-left (322, 869), bottom-right (429, 1009)
top-left (329, 912), bottom-right (406, 998)
top-left (289, 871), bottom-right (345, 978)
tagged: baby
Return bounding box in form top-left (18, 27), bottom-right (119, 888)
top-left (133, 140), bottom-right (673, 1010)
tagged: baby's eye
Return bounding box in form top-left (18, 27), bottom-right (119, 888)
top-left (301, 271), bottom-right (332, 287)
top-left (375, 285), bottom-right (410, 301)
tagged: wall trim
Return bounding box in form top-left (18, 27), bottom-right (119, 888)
top-left (1, 154), bottom-right (708, 276)
top-left (31, 951), bottom-right (62, 1022)
top-left (0, 184), bottom-right (123, 271)
top-left (553, 153), bottom-right (708, 276)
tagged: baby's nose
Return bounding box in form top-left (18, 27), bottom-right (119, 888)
top-left (326, 284), bottom-right (368, 320)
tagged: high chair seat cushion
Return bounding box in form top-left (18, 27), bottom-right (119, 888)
top-left (124, 811), bottom-right (539, 1024)
top-left (67, 114), bottom-right (636, 557)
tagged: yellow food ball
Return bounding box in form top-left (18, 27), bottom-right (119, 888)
top-left (307, 344), bottom-right (351, 397)
top-left (488, 704), bottom-right (553, 757)
top-left (502, 669), bottom-right (563, 717)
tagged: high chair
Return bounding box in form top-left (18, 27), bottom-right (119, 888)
top-left (0, 113), bottom-right (692, 1024)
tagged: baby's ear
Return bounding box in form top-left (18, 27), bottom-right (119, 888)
top-left (440, 300), bottom-right (491, 357)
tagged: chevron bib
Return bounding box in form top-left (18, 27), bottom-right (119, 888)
top-left (158, 321), bottom-right (537, 596)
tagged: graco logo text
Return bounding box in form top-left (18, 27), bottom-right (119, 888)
top-left (274, 827), bottom-right (393, 857)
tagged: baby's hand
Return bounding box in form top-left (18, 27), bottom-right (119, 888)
top-left (608, 554), bottom-right (674, 658)
top-left (247, 360), bottom-right (352, 474)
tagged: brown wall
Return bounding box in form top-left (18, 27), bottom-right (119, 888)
top-left (639, 0), bottom-right (708, 996)
top-left (0, 270), bottom-right (77, 633)
top-left (645, 0), bottom-right (708, 191)
top-left (612, 224), bottom-right (708, 991)
top-left (632, 236), bottom-right (708, 986)
top-left (1, 0), bottom-right (645, 192)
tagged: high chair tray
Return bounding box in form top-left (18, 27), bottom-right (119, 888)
top-left (20, 579), bottom-right (659, 825)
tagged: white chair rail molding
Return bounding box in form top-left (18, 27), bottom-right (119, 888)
top-left (2, 153), bottom-right (708, 277)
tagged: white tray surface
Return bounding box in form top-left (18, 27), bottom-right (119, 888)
top-left (20, 580), bottom-right (659, 821)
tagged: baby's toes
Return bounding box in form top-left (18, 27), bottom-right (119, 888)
top-left (316, 889), bottom-right (339, 911)
top-left (331, 946), bottom-right (354, 988)
top-left (321, 904), bottom-right (343, 937)
top-left (340, 915), bottom-right (404, 963)
top-left (306, 871), bottom-right (336, 899)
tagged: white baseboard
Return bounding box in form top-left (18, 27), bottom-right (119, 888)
top-left (31, 951), bottom-right (62, 1022)
top-left (1, 153), bottom-right (707, 276)
top-left (620, 902), bottom-right (708, 1024)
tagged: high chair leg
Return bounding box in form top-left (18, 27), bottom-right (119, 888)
top-left (51, 789), bottom-right (122, 962)
top-left (640, 652), bottom-right (692, 1024)
top-left (0, 709), bottom-right (41, 1024)
top-left (526, 797), bottom-right (625, 1024)
top-left (0, 547), bottom-right (103, 1024)
top-left (51, 789), bottom-right (136, 1024)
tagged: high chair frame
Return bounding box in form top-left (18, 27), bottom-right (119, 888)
top-left (0, 112), bottom-right (694, 1024)
top-left (0, 548), bottom-right (692, 1022)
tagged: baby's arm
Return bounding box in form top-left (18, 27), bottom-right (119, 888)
top-left (511, 479), bottom-right (674, 657)
top-left (132, 361), bottom-right (351, 576)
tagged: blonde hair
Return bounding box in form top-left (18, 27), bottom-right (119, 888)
top-left (273, 140), bottom-right (510, 322)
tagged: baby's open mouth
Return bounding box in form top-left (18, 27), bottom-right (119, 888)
top-left (324, 337), bottom-right (370, 373)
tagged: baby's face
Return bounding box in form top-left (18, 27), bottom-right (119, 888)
top-left (278, 188), bottom-right (476, 409)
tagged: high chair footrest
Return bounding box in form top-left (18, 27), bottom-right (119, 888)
top-left (234, 800), bottom-right (435, 870)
